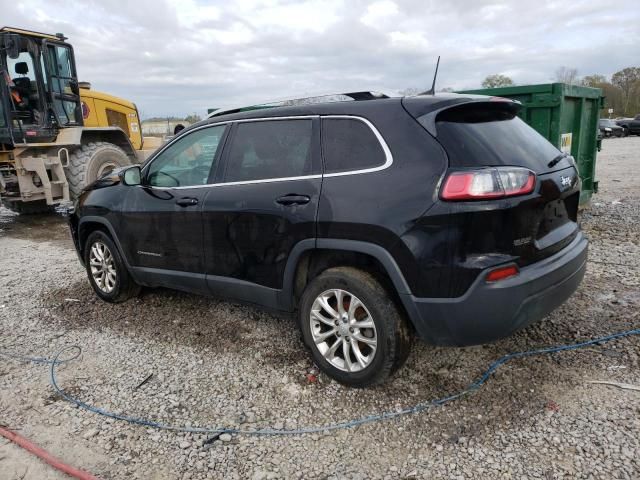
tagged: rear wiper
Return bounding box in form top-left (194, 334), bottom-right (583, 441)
top-left (548, 152), bottom-right (568, 168)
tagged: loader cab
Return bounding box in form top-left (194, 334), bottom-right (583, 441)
top-left (0, 27), bottom-right (82, 146)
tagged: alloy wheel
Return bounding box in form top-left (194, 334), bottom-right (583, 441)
top-left (89, 241), bottom-right (117, 293)
top-left (310, 289), bottom-right (377, 372)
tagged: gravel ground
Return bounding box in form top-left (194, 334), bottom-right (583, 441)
top-left (1, 136), bottom-right (639, 480)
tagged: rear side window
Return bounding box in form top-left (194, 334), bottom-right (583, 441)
top-left (224, 119), bottom-right (313, 182)
top-left (433, 103), bottom-right (561, 171)
top-left (322, 118), bottom-right (386, 174)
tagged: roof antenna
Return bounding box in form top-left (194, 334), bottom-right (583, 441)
top-left (420, 56), bottom-right (440, 96)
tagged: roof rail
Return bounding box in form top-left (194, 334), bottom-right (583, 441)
top-left (207, 90), bottom-right (392, 118)
top-left (1, 26), bottom-right (66, 41)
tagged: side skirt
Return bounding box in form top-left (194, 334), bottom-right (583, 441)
top-left (130, 266), bottom-right (286, 311)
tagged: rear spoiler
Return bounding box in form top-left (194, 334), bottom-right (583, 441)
top-left (402, 95), bottom-right (521, 137)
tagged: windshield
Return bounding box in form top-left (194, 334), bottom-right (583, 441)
top-left (432, 103), bottom-right (562, 172)
top-left (599, 119), bottom-right (614, 126)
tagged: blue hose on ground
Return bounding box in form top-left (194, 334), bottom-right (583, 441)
top-left (2, 327), bottom-right (639, 436)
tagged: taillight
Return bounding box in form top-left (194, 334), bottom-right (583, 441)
top-left (486, 265), bottom-right (519, 282)
top-left (440, 167), bottom-right (536, 201)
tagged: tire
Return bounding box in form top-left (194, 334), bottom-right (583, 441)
top-left (66, 142), bottom-right (131, 198)
top-left (298, 267), bottom-right (413, 387)
top-left (84, 230), bottom-right (140, 303)
top-left (621, 127), bottom-right (629, 137)
top-left (1, 199), bottom-right (51, 215)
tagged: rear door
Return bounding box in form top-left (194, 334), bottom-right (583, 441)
top-left (201, 117), bottom-right (321, 304)
top-left (120, 124), bottom-right (228, 291)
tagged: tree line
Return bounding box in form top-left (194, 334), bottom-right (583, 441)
top-left (480, 66), bottom-right (640, 117)
top-left (141, 114), bottom-right (202, 123)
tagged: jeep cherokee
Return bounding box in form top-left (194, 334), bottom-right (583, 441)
top-left (68, 92), bottom-right (588, 387)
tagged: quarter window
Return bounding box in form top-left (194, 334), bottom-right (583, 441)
top-left (224, 119), bottom-right (313, 182)
top-left (146, 125), bottom-right (226, 187)
top-left (321, 118), bottom-right (386, 174)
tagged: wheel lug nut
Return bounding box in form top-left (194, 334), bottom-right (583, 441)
top-left (349, 327), bottom-right (354, 333)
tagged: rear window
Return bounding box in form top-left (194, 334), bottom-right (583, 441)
top-left (432, 103), bottom-right (561, 171)
top-left (322, 118), bottom-right (386, 174)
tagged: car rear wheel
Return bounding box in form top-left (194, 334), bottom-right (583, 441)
top-left (84, 230), bottom-right (140, 303)
top-left (299, 267), bottom-right (412, 387)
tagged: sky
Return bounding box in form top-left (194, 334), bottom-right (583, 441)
top-left (2, 0), bottom-right (639, 118)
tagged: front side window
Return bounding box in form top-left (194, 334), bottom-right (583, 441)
top-left (224, 119), bottom-right (313, 182)
top-left (146, 125), bottom-right (226, 187)
top-left (321, 118), bottom-right (386, 174)
top-left (7, 52), bottom-right (39, 120)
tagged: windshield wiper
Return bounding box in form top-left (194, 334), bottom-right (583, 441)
top-left (548, 152), bottom-right (568, 168)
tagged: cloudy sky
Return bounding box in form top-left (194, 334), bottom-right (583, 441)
top-left (4, 0), bottom-right (639, 118)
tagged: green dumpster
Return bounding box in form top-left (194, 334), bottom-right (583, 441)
top-left (457, 83), bottom-right (604, 205)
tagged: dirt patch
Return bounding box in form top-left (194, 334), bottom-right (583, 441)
top-left (43, 280), bottom-right (284, 354)
top-left (0, 207), bottom-right (71, 245)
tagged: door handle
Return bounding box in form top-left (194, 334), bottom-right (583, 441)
top-left (275, 194), bottom-right (311, 206)
top-left (176, 197), bottom-right (199, 207)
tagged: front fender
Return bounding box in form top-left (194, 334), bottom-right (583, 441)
top-left (77, 215), bottom-right (133, 271)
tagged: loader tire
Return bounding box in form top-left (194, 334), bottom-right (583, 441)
top-left (66, 142), bottom-right (131, 198)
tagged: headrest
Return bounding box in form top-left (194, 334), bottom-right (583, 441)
top-left (15, 62), bottom-right (28, 75)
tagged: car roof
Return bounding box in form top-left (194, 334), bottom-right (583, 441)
top-left (185, 93), bottom-right (493, 133)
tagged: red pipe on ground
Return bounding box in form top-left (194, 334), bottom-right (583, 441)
top-left (0, 426), bottom-right (99, 480)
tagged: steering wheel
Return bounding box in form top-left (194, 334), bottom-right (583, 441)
top-left (152, 171), bottom-right (180, 187)
top-left (189, 164), bottom-right (212, 184)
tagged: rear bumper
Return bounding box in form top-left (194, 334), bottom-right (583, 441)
top-left (402, 232), bottom-right (588, 346)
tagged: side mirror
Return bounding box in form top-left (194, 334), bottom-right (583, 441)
top-left (4, 34), bottom-right (21, 60)
top-left (121, 166), bottom-right (141, 186)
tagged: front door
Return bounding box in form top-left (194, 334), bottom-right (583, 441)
top-left (120, 124), bottom-right (228, 292)
top-left (201, 117), bottom-right (321, 306)
top-left (43, 42), bottom-right (81, 126)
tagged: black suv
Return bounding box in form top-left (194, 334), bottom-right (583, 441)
top-left (68, 92), bottom-right (588, 387)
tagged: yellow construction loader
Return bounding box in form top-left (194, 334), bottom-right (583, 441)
top-left (0, 27), bottom-right (160, 213)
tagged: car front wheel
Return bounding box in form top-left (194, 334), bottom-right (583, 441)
top-left (84, 230), bottom-right (140, 303)
top-left (299, 267), bottom-right (412, 387)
